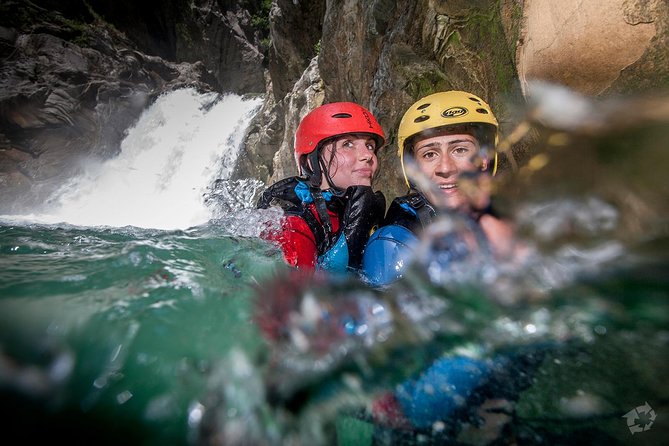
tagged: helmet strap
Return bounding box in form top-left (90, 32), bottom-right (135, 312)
top-left (310, 189), bottom-right (333, 247)
top-left (297, 151), bottom-right (336, 249)
top-left (301, 151), bottom-right (322, 188)
top-left (301, 150), bottom-right (345, 197)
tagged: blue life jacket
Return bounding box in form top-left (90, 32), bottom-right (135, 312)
top-left (362, 192), bottom-right (436, 286)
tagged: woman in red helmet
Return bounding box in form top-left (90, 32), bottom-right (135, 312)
top-left (257, 102), bottom-right (386, 274)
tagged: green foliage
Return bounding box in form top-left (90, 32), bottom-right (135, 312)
top-left (72, 34), bottom-right (93, 47)
top-left (260, 37), bottom-right (271, 52)
top-left (314, 39), bottom-right (322, 56)
top-left (250, 0), bottom-right (273, 35)
top-left (251, 14), bottom-right (269, 30)
top-left (508, 1), bottom-right (524, 57)
top-left (459, 3), bottom-right (518, 95)
top-left (61, 17), bottom-right (87, 33)
top-left (0, 0), bottom-right (127, 47)
top-left (83, 0), bottom-right (103, 23)
top-left (445, 29), bottom-right (462, 48)
top-left (82, 1), bottom-right (128, 41)
top-left (248, 0), bottom-right (273, 56)
top-left (406, 70), bottom-right (450, 100)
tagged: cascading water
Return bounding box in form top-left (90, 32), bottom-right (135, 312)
top-left (8, 88), bottom-right (263, 230)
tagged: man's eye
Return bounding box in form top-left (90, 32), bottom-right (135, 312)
top-left (452, 146), bottom-right (472, 156)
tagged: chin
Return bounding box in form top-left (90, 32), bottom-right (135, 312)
top-left (442, 196), bottom-right (465, 211)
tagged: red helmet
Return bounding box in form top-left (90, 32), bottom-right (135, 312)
top-left (294, 102), bottom-right (386, 156)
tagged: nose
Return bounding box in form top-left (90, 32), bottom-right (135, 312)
top-left (356, 144), bottom-right (374, 162)
top-left (435, 154), bottom-right (457, 176)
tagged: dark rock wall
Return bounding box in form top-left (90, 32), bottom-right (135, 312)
top-left (266, 0), bottom-right (325, 101)
top-left (173, 0), bottom-right (268, 94)
top-left (0, 0), bottom-right (224, 212)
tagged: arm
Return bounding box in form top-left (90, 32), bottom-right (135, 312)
top-left (372, 356), bottom-right (491, 430)
top-left (478, 213), bottom-right (527, 261)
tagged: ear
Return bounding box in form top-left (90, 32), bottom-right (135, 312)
top-left (480, 157), bottom-right (489, 171)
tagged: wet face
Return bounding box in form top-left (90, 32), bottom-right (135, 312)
top-left (320, 133), bottom-right (379, 189)
top-left (411, 130), bottom-right (488, 211)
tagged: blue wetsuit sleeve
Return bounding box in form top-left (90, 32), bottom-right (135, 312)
top-left (361, 224), bottom-right (419, 287)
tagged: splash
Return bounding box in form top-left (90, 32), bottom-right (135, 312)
top-left (10, 89), bottom-right (262, 230)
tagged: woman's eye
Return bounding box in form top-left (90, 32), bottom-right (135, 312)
top-left (366, 143), bottom-right (376, 151)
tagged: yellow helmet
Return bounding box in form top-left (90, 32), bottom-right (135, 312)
top-left (398, 91), bottom-right (499, 187)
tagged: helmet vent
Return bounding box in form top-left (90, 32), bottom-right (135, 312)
top-left (476, 108), bottom-right (489, 114)
top-left (332, 113), bottom-right (352, 118)
top-left (414, 115), bottom-right (430, 123)
top-left (417, 103), bottom-right (431, 110)
top-left (468, 97), bottom-right (482, 104)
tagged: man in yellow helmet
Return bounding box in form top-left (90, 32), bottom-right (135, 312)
top-left (362, 90), bottom-right (517, 287)
top-left (356, 91), bottom-right (535, 441)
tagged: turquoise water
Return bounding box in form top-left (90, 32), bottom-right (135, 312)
top-left (1, 85), bottom-right (668, 445)
top-left (1, 219), bottom-right (667, 445)
top-left (0, 222), bottom-right (283, 444)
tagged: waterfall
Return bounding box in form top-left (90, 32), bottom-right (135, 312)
top-left (18, 89), bottom-right (262, 230)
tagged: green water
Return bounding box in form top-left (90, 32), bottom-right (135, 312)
top-left (0, 223), bottom-right (283, 444)
top-left (2, 220), bottom-right (666, 445)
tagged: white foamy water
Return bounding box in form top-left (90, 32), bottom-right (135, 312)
top-left (9, 89), bottom-right (262, 230)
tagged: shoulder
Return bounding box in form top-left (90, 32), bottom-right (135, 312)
top-left (361, 223), bottom-right (420, 287)
top-left (384, 193), bottom-right (425, 228)
top-left (256, 176), bottom-right (306, 210)
top-left (367, 224), bottom-right (418, 248)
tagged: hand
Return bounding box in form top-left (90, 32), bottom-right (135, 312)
top-left (340, 186), bottom-right (386, 269)
top-left (458, 171), bottom-right (494, 214)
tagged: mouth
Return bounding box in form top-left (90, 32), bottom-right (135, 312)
top-left (438, 183), bottom-right (457, 191)
top-left (355, 168), bottom-right (373, 177)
